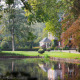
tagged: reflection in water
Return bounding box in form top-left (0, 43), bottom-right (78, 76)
top-left (12, 61), bottom-right (14, 71)
top-left (39, 61), bottom-right (80, 80)
top-left (0, 59), bottom-right (48, 80)
top-left (0, 59), bottom-right (80, 80)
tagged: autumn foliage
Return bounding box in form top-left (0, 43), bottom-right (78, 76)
top-left (61, 0), bottom-right (80, 51)
top-left (62, 16), bottom-right (80, 47)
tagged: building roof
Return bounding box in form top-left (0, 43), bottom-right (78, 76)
top-left (40, 37), bottom-right (51, 43)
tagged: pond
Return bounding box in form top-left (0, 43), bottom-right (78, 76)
top-left (0, 58), bottom-right (80, 80)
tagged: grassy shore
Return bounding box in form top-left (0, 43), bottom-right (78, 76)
top-left (1, 51), bottom-right (80, 59)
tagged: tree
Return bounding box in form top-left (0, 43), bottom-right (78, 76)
top-left (1, 41), bottom-right (9, 49)
top-left (24, 0), bottom-right (80, 51)
top-left (3, 0), bottom-right (15, 51)
top-left (61, 0), bottom-right (80, 51)
top-left (43, 0), bottom-right (62, 39)
top-left (20, 0), bottom-right (64, 39)
top-left (1, 0), bottom-right (79, 51)
top-left (0, 1), bottom-right (3, 49)
top-left (1, 0), bottom-right (35, 51)
top-left (0, 1), bottom-right (3, 19)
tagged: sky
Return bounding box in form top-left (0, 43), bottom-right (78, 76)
top-left (0, 0), bottom-right (24, 9)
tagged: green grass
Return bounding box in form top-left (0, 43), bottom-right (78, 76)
top-left (1, 51), bottom-right (80, 59)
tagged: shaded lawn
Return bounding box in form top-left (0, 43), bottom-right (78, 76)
top-left (1, 51), bottom-right (39, 56)
top-left (1, 51), bottom-right (80, 59)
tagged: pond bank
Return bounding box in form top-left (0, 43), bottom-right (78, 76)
top-left (0, 55), bottom-right (80, 64)
top-left (50, 57), bottom-right (80, 64)
top-left (51, 50), bottom-right (80, 54)
top-left (1, 51), bottom-right (80, 63)
top-left (0, 56), bottom-right (43, 59)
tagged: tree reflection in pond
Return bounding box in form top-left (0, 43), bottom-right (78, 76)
top-left (0, 59), bottom-right (47, 80)
top-left (0, 59), bottom-right (80, 80)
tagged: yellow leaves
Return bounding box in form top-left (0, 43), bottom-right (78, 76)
top-left (25, 11), bottom-right (31, 17)
top-left (24, 9), bottom-right (28, 12)
top-left (28, 0), bottom-right (37, 10)
top-left (45, 21), bottom-right (55, 30)
top-left (24, 9), bottom-right (31, 17)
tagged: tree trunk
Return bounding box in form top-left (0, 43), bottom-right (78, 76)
top-left (12, 0), bottom-right (15, 51)
top-left (12, 27), bottom-right (15, 51)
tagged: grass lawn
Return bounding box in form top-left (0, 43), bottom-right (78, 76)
top-left (1, 51), bottom-right (80, 59)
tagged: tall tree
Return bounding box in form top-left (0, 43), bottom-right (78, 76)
top-left (61, 0), bottom-right (80, 51)
top-left (0, 1), bottom-right (3, 43)
top-left (5, 0), bottom-right (15, 51)
top-left (1, 0), bottom-right (34, 51)
top-left (27, 0), bottom-right (64, 39)
top-left (1, 0), bottom-right (79, 50)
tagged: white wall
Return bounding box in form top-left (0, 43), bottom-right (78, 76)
top-left (39, 42), bottom-right (45, 47)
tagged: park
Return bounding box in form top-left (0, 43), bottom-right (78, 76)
top-left (0, 0), bottom-right (80, 80)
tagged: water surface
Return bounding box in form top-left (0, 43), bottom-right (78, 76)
top-left (0, 58), bottom-right (80, 80)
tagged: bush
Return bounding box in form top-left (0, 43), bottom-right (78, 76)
top-left (32, 47), bottom-right (40, 49)
top-left (38, 49), bottom-right (44, 54)
top-left (78, 49), bottom-right (80, 52)
top-left (78, 46), bottom-right (80, 52)
top-left (46, 48), bottom-right (51, 51)
top-left (24, 46), bottom-right (30, 49)
top-left (29, 44), bottom-right (32, 49)
top-left (50, 46), bottom-right (55, 50)
top-left (51, 46), bottom-right (62, 50)
top-left (57, 48), bottom-right (62, 50)
top-left (63, 46), bottom-right (69, 50)
top-left (0, 47), bottom-right (1, 51)
top-left (1, 41), bottom-right (9, 49)
top-left (17, 45), bottom-right (31, 49)
top-left (54, 47), bottom-right (58, 50)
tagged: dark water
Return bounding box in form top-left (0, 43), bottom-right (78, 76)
top-left (0, 58), bottom-right (80, 80)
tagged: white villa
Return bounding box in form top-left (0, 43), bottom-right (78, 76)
top-left (39, 37), bottom-right (52, 48)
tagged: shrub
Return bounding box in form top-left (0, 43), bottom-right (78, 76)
top-left (63, 46), bottom-right (69, 50)
top-left (78, 49), bottom-right (80, 52)
top-left (29, 44), bottom-right (32, 49)
top-left (38, 49), bottom-right (44, 54)
top-left (32, 47), bottom-right (40, 49)
top-left (54, 47), bottom-right (58, 50)
top-left (17, 45), bottom-right (31, 49)
top-left (24, 46), bottom-right (29, 49)
top-left (17, 46), bottom-right (24, 49)
top-left (1, 41), bottom-right (9, 49)
top-left (57, 48), bottom-right (62, 50)
top-left (0, 47), bottom-right (1, 51)
top-left (78, 46), bottom-right (80, 52)
top-left (41, 45), bottom-right (46, 51)
top-left (50, 46), bottom-right (54, 50)
top-left (46, 48), bottom-right (51, 51)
